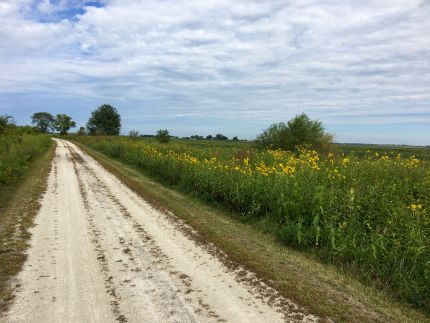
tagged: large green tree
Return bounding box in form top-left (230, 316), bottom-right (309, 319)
top-left (31, 112), bottom-right (55, 133)
top-left (53, 114), bottom-right (76, 135)
top-left (86, 104), bottom-right (121, 135)
top-left (256, 113), bottom-right (332, 151)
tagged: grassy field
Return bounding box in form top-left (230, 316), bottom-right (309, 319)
top-left (0, 133), bottom-right (54, 313)
top-left (72, 135), bottom-right (430, 313)
top-left (0, 133), bottom-right (52, 194)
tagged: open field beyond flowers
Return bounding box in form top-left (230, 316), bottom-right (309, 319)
top-left (72, 136), bottom-right (430, 312)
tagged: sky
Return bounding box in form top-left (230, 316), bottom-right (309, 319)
top-left (0, 0), bottom-right (429, 144)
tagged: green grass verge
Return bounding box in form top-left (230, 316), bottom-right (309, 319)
top-left (74, 140), bottom-right (429, 323)
top-left (0, 141), bottom-right (55, 314)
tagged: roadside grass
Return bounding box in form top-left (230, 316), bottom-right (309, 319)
top-left (0, 141), bottom-right (55, 314)
top-left (74, 140), bottom-right (429, 323)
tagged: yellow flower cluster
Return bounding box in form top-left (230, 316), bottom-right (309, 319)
top-left (267, 149), bottom-right (289, 159)
top-left (278, 163), bottom-right (296, 175)
top-left (131, 141), bottom-right (424, 183)
top-left (327, 167), bottom-right (346, 180)
top-left (297, 148), bottom-right (320, 170)
top-left (404, 156), bottom-right (420, 169)
top-left (409, 204), bottom-right (423, 211)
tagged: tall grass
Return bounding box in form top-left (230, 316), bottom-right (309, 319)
top-left (74, 136), bottom-right (430, 312)
top-left (0, 133), bottom-right (52, 193)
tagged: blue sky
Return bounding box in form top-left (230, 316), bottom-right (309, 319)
top-left (0, 0), bottom-right (429, 144)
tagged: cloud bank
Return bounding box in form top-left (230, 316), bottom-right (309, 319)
top-left (0, 0), bottom-right (429, 143)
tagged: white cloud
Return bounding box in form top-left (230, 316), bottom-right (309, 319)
top-left (0, 0), bottom-right (429, 141)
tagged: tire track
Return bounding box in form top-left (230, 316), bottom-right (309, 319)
top-left (69, 150), bottom-right (128, 323)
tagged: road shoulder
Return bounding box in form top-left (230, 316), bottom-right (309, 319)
top-left (0, 140), bottom-right (56, 315)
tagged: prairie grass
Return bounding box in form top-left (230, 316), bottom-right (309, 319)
top-left (0, 133), bottom-right (53, 313)
top-left (73, 136), bottom-right (430, 312)
top-left (0, 133), bottom-right (51, 193)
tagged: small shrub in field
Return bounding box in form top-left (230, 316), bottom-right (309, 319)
top-left (256, 113), bottom-right (333, 152)
top-left (129, 130), bottom-right (140, 139)
top-left (155, 129), bottom-right (171, 144)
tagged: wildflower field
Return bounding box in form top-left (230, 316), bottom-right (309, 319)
top-left (74, 136), bottom-right (430, 311)
top-left (0, 134), bottom-right (51, 194)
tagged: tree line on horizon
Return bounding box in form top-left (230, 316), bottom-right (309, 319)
top-left (2, 103), bottom-right (333, 151)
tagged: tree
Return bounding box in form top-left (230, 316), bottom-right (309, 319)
top-left (0, 115), bottom-right (14, 134)
top-left (232, 136), bottom-right (239, 141)
top-left (0, 115), bottom-right (13, 127)
top-left (256, 113), bottom-right (332, 151)
top-left (215, 133), bottom-right (228, 140)
top-left (77, 127), bottom-right (86, 136)
top-left (206, 134), bottom-right (213, 140)
top-left (86, 104), bottom-right (121, 135)
top-left (31, 112), bottom-right (55, 133)
top-left (129, 130), bottom-right (140, 138)
top-left (155, 129), bottom-right (171, 143)
top-left (53, 114), bottom-right (76, 135)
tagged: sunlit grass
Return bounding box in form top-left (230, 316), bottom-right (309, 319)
top-left (0, 134), bottom-right (51, 191)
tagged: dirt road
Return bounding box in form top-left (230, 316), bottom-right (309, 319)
top-left (2, 139), bottom-right (318, 323)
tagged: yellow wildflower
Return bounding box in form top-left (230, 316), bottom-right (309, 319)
top-left (410, 204), bottom-right (423, 211)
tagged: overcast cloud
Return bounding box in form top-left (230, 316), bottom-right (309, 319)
top-left (0, 0), bottom-right (429, 144)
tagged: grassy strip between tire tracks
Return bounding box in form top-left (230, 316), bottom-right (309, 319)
top-left (0, 140), bottom-right (55, 314)
top-left (74, 140), bottom-right (429, 323)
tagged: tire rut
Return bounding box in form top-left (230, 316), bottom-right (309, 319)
top-left (69, 144), bottom-right (128, 323)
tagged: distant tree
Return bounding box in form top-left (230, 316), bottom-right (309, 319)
top-left (206, 134), bottom-right (213, 140)
top-left (0, 115), bottom-right (14, 134)
top-left (31, 112), bottom-right (55, 133)
top-left (191, 135), bottom-right (203, 140)
top-left (215, 133), bottom-right (228, 141)
top-left (232, 136), bottom-right (239, 141)
top-left (129, 130), bottom-right (140, 139)
top-left (86, 104), bottom-right (121, 135)
top-left (256, 113), bottom-right (332, 151)
top-left (155, 129), bottom-right (171, 143)
top-left (53, 114), bottom-right (76, 135)
top-left (0, 115), bottom-right (13, 127)
top-left (77, 127), bottom-right (86, 136)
